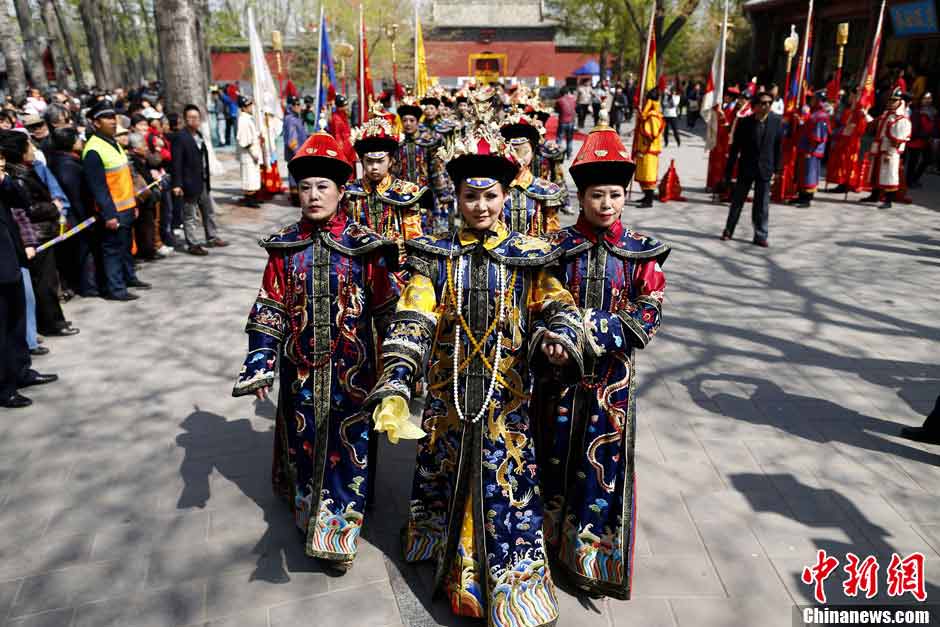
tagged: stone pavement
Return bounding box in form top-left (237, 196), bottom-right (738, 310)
top-left (1, 128), bottom-right (939, 627)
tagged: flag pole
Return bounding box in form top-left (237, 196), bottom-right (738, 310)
top-left (315, 4), bottom-right (325, 125)
top-left (637, 2), bottom-right (656, 119)
top-left (629, 2), bottom-right (656, 200)
top-left (414, 3), bottom-right (418, 91)
top-left (717, 0), bottom-right (728, 104)
top-left (359, 3), bottom-right (365, 122)
top-left (795, 0), bottom-right (814, 110)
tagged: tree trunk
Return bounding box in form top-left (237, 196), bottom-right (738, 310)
top-left (12, 0), bottom-right (50, 90)
top-left (193, 0), bottom-right (212, 91)
top-left (135, 0), bottom-right (157, 81)
top-left (658, 0), bottom-right (703, 60)
top-left (52, 0), bottom-right (86, 90)
top-left (110, 11), bottom-right (134, 86)
top-left (79, 0), bottom-right (116, 88)
top-left (0, 14), bottom-right (28, 101)
top-left (40, 0), bottom-right (72, 87)
top-left (155, 0), bottom-right (208, 114)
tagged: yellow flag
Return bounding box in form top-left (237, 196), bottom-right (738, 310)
top-left (415, 13), bottom-right (429, 98)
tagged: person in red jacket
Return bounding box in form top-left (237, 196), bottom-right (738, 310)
top-left (907, 92), bottom-right (937, 188)
top-left (329, 95), bottom-right (357, 170)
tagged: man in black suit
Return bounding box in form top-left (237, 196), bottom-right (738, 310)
top-left (171, 104), bottom-right (227, 256)
top-left (0, 154), bottom-right (58, 409)
top-left (721, 92), bottom-right (783, 248)
top-left (900, 395), bottom-right (940, 445)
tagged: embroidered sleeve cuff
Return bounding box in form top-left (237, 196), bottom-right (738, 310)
top-left (232, 346), bottom-right (278, 397)
top-left (364, 366), bottom-right (414, 410)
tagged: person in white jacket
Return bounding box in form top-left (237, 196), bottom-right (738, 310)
top-left (236, 96), bottom-right (262, 207)
top-left (662, 88), bottom-right (682, 147)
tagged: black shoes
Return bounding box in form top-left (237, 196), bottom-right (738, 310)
top-left (46, 326), bottom-right (80, 337)
top-left (105, 292), bottom-right (140, 301)
top-left (0, 393), bottom-right (32, 409)
top-left (637, 190), bottom-right (655, 208)
top-left (878, 192), bottom-right (896, 210)
top-left (720, 231), bottom-right (732, 241)
top-left (899, 426), bottom-right (940, 445)
top-left (788, 193), bottom-right (812, 208)
top-left (860, 193), bottom-right (880, 203)
top-left (187, 245), bottom-right (209, 256)
top-left (127, 279), bottom-right (152, 290)
top-left (752, 238), bottom-right (769, 248)
top-left (29, 346), bottom-right (50, 356)
top-left (19, 370), bottom-right (58, 388)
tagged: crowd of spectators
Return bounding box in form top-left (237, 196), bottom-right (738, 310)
top-left (0, 82), bottom-right (226, 408)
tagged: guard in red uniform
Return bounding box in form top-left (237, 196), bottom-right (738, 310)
top-left (706, 89), bottom-right (736, 194)
top-left (825, 88), bottom-right (871, 194)
top-left (329, 95), bottom-right (358, 168)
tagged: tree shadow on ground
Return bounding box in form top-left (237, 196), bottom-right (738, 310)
top-left (174, 404), bottom-right (496, 626)
top-left (732, 473), bottom-right (940, 616)
top-left (175, 407), bottom-right (336, 584)
top-left (834, 240), bottom-right (940, 260)
top-left (682, 374), bottom-right (940, 468)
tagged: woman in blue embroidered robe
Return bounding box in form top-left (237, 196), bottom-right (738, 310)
top-left (232, 132), bottom-right (399, 570)
top-left (539, 126), bottom-right (669, 600)
top-left (366, 125), bottom-right (584, 627)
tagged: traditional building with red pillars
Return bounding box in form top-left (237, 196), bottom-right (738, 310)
top-left (423, 0), bottom-right (596, 86)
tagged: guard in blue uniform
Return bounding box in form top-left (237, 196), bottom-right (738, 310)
top-left (790, 91), bottom-right (830, 208)
top-left (282, 95), bottom-right (309, 206)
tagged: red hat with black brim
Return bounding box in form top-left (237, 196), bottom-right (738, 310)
top-left (288, 131), bottom-right (353, 186)
top-left (569, 124), bottom-right (636, 191)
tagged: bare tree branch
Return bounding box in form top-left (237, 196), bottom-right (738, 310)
top-left (621, 0), bottom-right (644, 39)
top-left (661, 0), bottom-right (703, 54)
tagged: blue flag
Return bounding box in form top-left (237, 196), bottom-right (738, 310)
top-left (317, 14), bottom-right (337, 119)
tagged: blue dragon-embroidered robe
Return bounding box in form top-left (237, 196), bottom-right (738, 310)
top-left (233, 214), bottom-right (399, 563)
top-left (538, 217), bottom-right (669, 600)
top-left (366, 222), bottom-right (584, 627)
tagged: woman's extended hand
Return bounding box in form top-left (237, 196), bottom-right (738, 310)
top-left (541, 340), bottom-right (570, 366)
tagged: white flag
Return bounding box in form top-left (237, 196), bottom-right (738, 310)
top-left (703, 0), bottom-right (728, 150)
top-left (247, 8), bottom-right (283, 168)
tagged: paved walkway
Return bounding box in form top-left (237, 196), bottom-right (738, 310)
top-left (1, 130), bottom-right (939, 627)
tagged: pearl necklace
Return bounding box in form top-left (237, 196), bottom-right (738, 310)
top-left (452, 254), bottom-right (506, 424)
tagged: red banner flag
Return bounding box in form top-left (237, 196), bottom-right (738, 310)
top-left (858, 0), bottom-right (886, 110)
top-left (358, 5), bottom-right (375, 122)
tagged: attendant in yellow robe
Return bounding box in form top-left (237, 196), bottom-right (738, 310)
top-left (634, 89), bottom-right (664, 208)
